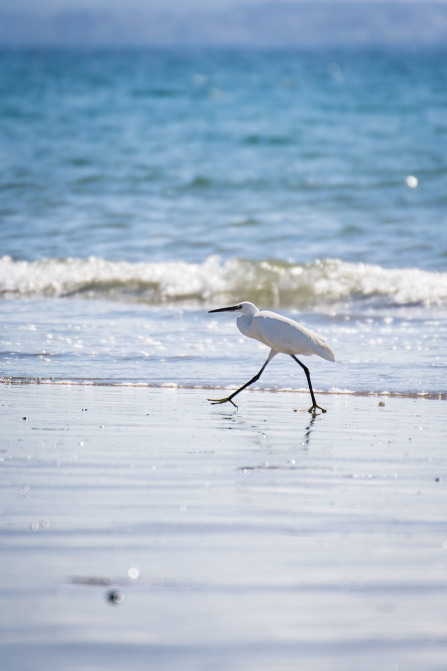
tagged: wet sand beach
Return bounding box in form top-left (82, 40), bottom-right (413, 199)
top-left (1, 384), bottom-right (446, 670)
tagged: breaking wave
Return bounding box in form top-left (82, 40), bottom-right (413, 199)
top-left (1, 255), bottom-right (446, 308)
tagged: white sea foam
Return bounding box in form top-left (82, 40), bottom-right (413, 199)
top-left (1, 255), bottom-right (446, 308)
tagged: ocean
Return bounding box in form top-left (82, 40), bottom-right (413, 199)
top-left (1, 47), bottom-right (447, 398)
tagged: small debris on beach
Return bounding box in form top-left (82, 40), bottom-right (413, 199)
top-left (108, 590), bottom-right (125, 605)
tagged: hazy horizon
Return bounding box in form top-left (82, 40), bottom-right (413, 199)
top-left (2, 0), bottom-right (447, 47)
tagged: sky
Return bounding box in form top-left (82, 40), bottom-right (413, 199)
top-left (2, 0), bottom-right (447, 46)
top-left (7, 0), bottom-right (447, 10)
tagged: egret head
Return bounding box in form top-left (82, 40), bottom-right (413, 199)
top-left (209, 302), bottom-right (258, 315)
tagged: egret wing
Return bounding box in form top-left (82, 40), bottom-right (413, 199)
top-left (254, 311), bottom-right (335, 361)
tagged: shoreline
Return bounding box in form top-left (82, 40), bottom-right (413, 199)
top-left (1, 376), bottom-right (446, 401)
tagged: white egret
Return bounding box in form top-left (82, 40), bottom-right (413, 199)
top-left (208, 302), bottom-right (335, 413)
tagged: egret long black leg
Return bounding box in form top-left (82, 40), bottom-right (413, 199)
top-left (208, 358), bottom-right (271, 408)
top-left (291, 355), bottom-right (326, 414)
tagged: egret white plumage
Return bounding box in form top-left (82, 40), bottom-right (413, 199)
top-left (208, 301), bottom-right (335, 413)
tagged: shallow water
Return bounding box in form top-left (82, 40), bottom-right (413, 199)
top-left (1, 298), bottom-right (446, 398)
top-left (1, 385), bottom-right (447, 670)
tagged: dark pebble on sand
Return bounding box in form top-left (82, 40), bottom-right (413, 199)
top-left (108, 590), bottom-right (125, 604)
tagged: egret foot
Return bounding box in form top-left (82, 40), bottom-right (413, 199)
top-left (308, 404), bottom-right (326, 414)
top-left (208, 396), bottom-right (238, 408)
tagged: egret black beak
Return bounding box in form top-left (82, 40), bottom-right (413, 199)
top-left (208, 305), bottom-right (242, 313)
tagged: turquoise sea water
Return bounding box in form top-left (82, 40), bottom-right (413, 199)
top-left (1, 47), bottom-right (446, 396)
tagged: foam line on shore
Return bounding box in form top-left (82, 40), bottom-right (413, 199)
top-left (1, 376), bottom-right (445, 401)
